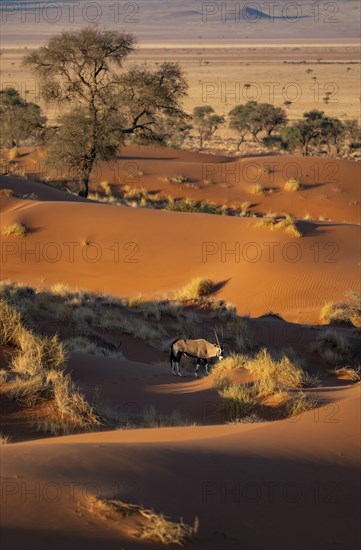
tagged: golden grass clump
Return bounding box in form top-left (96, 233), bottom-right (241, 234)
top-left (250, 183), bottom-right (266, 195)
top-left (8, 148), bottom-right (18, 161)
top-left (320, 292), bottom-right (361, 328)
top-left (212, 353), bottom-right (248, 377)
top-left (284, 392), bottom-right (319, 417)
top-left (94, 499), bottom-right (199, 546)
top-left (175, 277), bottom-right (214, 301)
top-left (256, 213), bottom-right (302, 238)
top-left (284, 178), bottom-right (301, 192)
top-left (240, 201), bottom-right (251, 216)
top-left (0, 299), bottom-right (99, 431)
top-left (100, 181), bottom-right (112, 196)
top-left (0, 433), bottom-right (11, 445)
top-left (0, 188), bottom-right (16, 197)
top-left (331, 366), bottom-right (360, 381)
top-left (2, 223), bottom-right (28, 237)
top-left (245, 348), bottom-right (306, 390)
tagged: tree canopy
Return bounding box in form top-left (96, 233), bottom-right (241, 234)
top-left (0, 87), bottom-right (46, 147)
top-left (24, 27), bottom-right (188, 196)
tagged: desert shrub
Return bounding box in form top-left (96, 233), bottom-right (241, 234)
top-left (0, 188), bottom-right (16, 197)
top-left (312, 330), bottom-right (351, 365)
top-left (257, 213), bottom-right (302, 238)
top-left (8, 148), bottom-right (18, 161)
top-left (94, 499), bottom-right (199, 545)
top-left (166, 197), bottom-right (222, 215)
top-left (219, 382), bottom-right (258, 421)
top-left (212, 353), bottom-right (248, 376)
top-left (2, 223), bottom-right (28, 237)
top-left (0, 299), bottom-right (99, 430)
top-left (127, 294), bottom-right (142, 308)
top-left (250, 183), bottom-right (266, 195)
top-left (320, 292), bottom-right (361, 328)
top-left (163, 175), bottom-right (189, 183)
top-left (245, 348), bottom-right (306, 390)
top-left (284, 178), bottom-right (301, 191)
top-left (0, 433), bottom-right (11, 445)
top-left (175, 277), bottom-right (214, 301)
top-left (331, 366), bottom-right (360, 381)
top-left (284, 392), bottom-right (319, 417)
top-left (240, 201), bottom-right (251, 216)
top-left (228, 317), bottom-right (254, 352)
top-left (141, 302), bottom-right (162, 321)
top-left (100, 181), bottom-right (112, 196)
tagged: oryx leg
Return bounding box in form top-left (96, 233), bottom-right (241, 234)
top-left (170, 351), bottom-right (176, 375)
top-left (195, 358), bottom-right (201, 378)
top-left (205, 362), bottom-right (211, 375)
top-left (175, 352), bottom-right (182, 376)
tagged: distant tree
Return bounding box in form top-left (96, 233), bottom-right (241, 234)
top-left (259, 103), bottom-right (287, 136)
top-left (192, 106), bottom-right (225, 147)
top-left (228, 101), bottom-right (257, 149)
top-left (134, 117), bottom-right (192, 149)
top-left (229, 101), bottom-right (287, 148)
top-left (291, 110), bottom-right (326, 155)
top-left (278, 126), bottom-right (303, 152)
top-left (319, 117), bottom-right (344, 154)
top-left (0, 87), bottom-right (46, 148)
top-left (24, 27), bottom-right (188, 196)
top-left (343, 119), bottom-right (361, 153)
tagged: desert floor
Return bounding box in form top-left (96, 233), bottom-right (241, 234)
top-left (1, 44), bottom-right (360, 133)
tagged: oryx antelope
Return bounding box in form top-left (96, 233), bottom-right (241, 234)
top-left (170, 336), bottom-right (224, 377)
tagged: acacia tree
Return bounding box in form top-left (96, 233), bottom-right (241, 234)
top-left (229, 101), bottom-right (287, 148)
top-left (0, 87), bottom-right (46, 148)
top-left (192, 106), bottom-right (224, 147)
top-left (24, 27), bottom-right (188, 196)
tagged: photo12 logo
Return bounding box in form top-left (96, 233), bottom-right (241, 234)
top-left (201, 2), bottom-right (340, 24)
top-left (1, 2), bottom-right (141, 24)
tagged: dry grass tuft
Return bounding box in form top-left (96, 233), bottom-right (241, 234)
top-left (213, 347), bottom-right (318, 421)
top-left (94, 499), bottom-right (199, 545)
top-left (0, 188), bottom-right (16, 197)
top-left (250, 183), bottom-right (266, 195)
top-left (256, 213), bottom-right (302, 238)
top-left (320, 292), bottom-right (361, 328)
top-left (245, 348), bottom-right (306, 390)
top-left (284, 178), bottom-right (301, 192)
top-left (331, 366), bottom-right (360, 381)
top-left (100, 181), bottom-right (112, 196)
top-left (0, 299), bottom-right (99, 432)
top-left (163, 175), bottom-right (189, 183)
top-left (0, 433), bottom-right (11, 445)
top-left (8, 148), bottom-right (18, 161)
top-left (284, 392), bottom-right (319, 417)
top-left (2, 223), bottom-right (28, 237)
top-left (311, 330), bottom-right (351, 365)
top-left (175, 277), bottom-right (214, 301)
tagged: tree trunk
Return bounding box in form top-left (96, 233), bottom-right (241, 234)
top-left (78, 154), bottom-right (95, 198)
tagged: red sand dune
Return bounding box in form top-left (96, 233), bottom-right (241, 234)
top-left (1, 384), bottom-right (360, 549)
top-left (0, 148), bottom-right (360, 549)
top-left (15, 146), bottom-right (361, 224)
top-left (0, 186), bottom-right (359, 323)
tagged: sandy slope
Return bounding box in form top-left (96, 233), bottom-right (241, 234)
top-left (0, 148), bottom-right (360, 548)
top-left (11, 148), bottom-right (361, 224)
top-left (1, 385), bottom-right (359, 550)
top-left (0, 187), bottom-right (359, 322)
